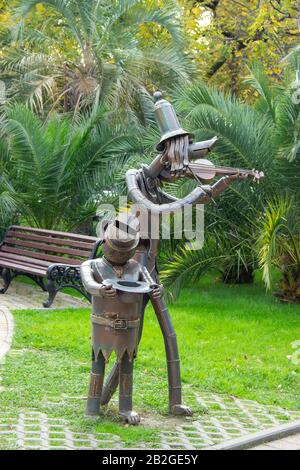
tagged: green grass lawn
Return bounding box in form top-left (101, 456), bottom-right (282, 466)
top-left (1, 274), bottom-right (300, 447)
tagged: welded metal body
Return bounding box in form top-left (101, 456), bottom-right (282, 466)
top-left (81, 218), bottom-right (163, 424)
top-left (85, 258), bottom-right (144, 362)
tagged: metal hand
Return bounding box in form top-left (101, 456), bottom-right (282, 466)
top-left (99, 284), bottom-right (117, 298)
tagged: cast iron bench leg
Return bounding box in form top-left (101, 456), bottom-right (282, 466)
top-left (0, 268), bottom-right (12, 294)
top-left (43, 279), bottom-right (57, 308)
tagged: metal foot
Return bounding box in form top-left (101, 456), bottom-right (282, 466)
top-left (171, 404), bottom-right (193, 416)
top-left (120, 410), bottom-right (140, 425)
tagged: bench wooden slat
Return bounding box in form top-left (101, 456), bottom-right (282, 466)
top-left (0, 225), bottom-right (97, 307)
top-left (0, 252), bottom-right (51, 268)
top-left (2, 246), bottom-right (82, 265)
top-left (0, 259), bottom-right (46, 276)
top-left (5, 237), bottom-right (91, 258)
top-left (6, 230), bottom-right (96, 250)
top-left (9, 225), bottom-right (98, 243)
top-left (0, 225), bottom-right (99, 307)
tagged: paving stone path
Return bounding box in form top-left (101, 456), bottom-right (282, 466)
top-left (1, 388), bottom-right (299, 450)
top-left (159, 392), bottom-right (300, 449)
top-left (0, 307), bottom-right (14, 362)
top-left (251, 434), bottom-right (300, 450)
top-left (0, 281), bottom-right (87, 310)
top-left (0, 283), bottom-right (300, 450)
top-left (0, 410), bottom-right (124, 450)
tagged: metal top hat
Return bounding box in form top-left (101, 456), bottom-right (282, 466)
top-left (102, 214), bottom-right (140, 265)
top-left (104, 214), bottom-right (140, 251)
top-left (153, 91), bottom-right (193, 152)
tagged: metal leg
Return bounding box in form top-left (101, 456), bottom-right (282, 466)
top-left (43, 279), bottom-right (57, 308)
top-left (101, 295), bottom-right (148, 405)
top-left (86, 351), bottom-right (105, 417)
top-left (119, 353), bottom-right (140, 425)
top-left (151, 297), bottom-right (193, 416)
top-left (100, 362), bottom-right (120, 405)
top-left (0, 268), bottom-right (12, 294)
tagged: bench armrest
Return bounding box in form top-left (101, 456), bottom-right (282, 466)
top-left (46, 263), bottom-right (91, 302)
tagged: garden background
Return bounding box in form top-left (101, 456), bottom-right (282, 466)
top-left (0, 0), bottom-right (299, 449)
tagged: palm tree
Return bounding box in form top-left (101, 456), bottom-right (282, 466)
top-left (159, 78), bottom-right (276, 296)
top-left (0, 0), bottom-right (191, 117)
top-left (257, 197), bottom-right (300, 303)
top-left (160, 59), bottom-right (300, 298)
top-left (1, 101), bottom-right (142, 231)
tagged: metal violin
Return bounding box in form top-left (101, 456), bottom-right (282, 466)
top-left (146, 142), bottom-right (264, 184)
top-left (150, 91), bottom-right (265, 185)
top-left (184, 159), bottom-right (264, 183)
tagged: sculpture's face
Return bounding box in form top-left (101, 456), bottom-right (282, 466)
top-left (102, 242), bottom-right (136, 265)
top-left (102, 219), bottom-right (139, 266)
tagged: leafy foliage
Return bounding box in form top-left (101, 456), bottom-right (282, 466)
top-left (0, 102), bottom-right (142, 230)
top-left (0, 0), bottom-right (191, 116)
top-left (258, 197), bottom-right (300, 303)
top-left (160, 59), bottom-right (300, 301)
top-left (180, 0), bottom-right (300, 94)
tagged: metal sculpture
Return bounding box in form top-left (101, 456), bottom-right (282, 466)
top-left (81, 216), bottom-right (163, 424)
top-left (84, 92), bottom-right (264, 423)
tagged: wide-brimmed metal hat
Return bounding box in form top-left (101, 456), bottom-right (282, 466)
top-left (153, 91), bottom-right (193, 152)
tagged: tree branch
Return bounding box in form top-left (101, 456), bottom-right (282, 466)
top-left (206, 28), bottom-right (267, 78)
top-left (286, 31), bottom-right (300, 36)
top-left (270, 1), bottom-right (293, 19)
top-left (231, 0), bottom-right (249, 9)
top-left (207, 54), bottom-right (229, 77)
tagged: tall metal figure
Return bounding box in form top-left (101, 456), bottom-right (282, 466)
top-left (97, 92), bottom-right (264, 418)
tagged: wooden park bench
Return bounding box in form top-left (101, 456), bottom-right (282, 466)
top-left (0, 226), bottom-right (101, 308)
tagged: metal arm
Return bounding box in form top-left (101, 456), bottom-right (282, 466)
top-left (126, 169), bottom-right (212, 215)
top-left (126, 168), bottom-right (242, 216)
top-left (80, 260), bottom-right (102, 296)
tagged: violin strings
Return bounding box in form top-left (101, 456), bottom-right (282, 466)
top-left (188, 164), bottom-right (250, 174)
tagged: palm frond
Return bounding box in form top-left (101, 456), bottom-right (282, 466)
top-left (114, 0), bottom-right (184, 46)
top-left (0, 174), bottom-right (19, 220)
top-left (173, 82), bottom-right (274, 171)
top-left (273, 89), bottom-right (300, 162)
top-left (244, 63), bottom-right (282, 122)
top-left (160, 235), bottom-right (228, 300)
top-left (10, 0), bottom-right (190, 115)
top-left (257, 197), bottom-right (291, 290)
top-left (4, 103), bottom-right (48, 173)
top-left (19, 0), bottom-right (83, 47)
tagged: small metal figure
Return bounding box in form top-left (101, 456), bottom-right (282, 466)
top-left (81, 216), bottom-right (163, 425)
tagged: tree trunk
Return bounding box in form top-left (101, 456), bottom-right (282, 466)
top-left (274, 269), bottom-right (300, 304)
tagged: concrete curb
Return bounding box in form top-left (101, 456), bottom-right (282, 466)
top-left (0, 307), bottom-right (14, 362)
top-left (209, 420), bottom-right (300, 450)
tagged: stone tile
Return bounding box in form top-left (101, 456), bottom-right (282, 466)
top-left (150, 390), bottom-right (300, 450)
top-left (284, 435), bottom-right (300, 445)
top-left (0, 308), bottom-right (14, 361)
top-left (250, 444), bottom-right (274, 450)
top-left (0, 411), bottom-right (124, 450)
top-left (250, 434), bottom-right (300, 450)
top-left (267, 438), bottom-right (300, 450)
